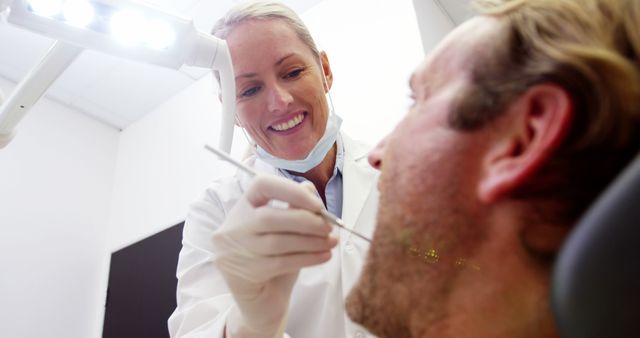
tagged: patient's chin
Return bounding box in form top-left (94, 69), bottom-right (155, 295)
top-left (345, 264), bottom-right (377, 329)
top-left (345, 285), bottom-right (392, 338)
top-left (345, 238), bottom-right (412, 338)
top-left (346, 282), bottom-right (411, 338)
top-left (345, 253), bottom-right (388, 337)
top-left (345, 204), bottom-right (417, 338)
top-left (345, 285), bottom-right (366, 325)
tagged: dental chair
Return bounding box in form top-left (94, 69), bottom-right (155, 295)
top-left (552, 154), bottom-right (640, 338)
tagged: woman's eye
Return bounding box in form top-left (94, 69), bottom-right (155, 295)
top-left (240, 86), bottom-right (260, 98)
top-left (285, 68), bottom-right (304, 79)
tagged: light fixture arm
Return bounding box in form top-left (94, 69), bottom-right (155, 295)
top-left (0, 41), bottom-right (82, 148)
top-left (0, 0), bottom-right (236, 152)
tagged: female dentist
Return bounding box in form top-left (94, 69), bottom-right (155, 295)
top-left (168, 1), bottom-right (379, 338)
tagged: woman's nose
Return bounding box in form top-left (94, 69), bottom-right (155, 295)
top-left (266, 83), bottom-right (293, 113)
top-left (368, 137), bottom-right (387, 170)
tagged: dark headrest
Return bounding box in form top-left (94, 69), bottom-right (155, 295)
top-left (552, 154), bottom-right (640, 338)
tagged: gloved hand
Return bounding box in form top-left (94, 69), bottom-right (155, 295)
top-left (212, 175), bottom-right (338, 338)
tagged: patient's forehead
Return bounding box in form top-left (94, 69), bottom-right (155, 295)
top-left (411, 16), bottom-right (502, 91)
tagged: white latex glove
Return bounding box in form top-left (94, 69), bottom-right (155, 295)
top-left (212, 175), bottom-right (338, 338)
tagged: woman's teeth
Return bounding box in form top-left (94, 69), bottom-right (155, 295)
top-left (271, 113), bottom-right (304, 131)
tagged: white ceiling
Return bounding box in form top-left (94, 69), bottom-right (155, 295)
top-left (0, 0), bottom-right (472, 130)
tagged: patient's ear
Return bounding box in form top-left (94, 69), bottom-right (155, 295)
top-left (478, 84), bottom-right (573, 203)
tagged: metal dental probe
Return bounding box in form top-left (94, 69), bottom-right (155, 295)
top-left (204, 144), bottom-right (372, 243)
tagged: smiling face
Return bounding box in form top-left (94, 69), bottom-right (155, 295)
top-left (225, 19), bottom-right (332, 160)
top-left (346, 17), bottom-right (511, 337)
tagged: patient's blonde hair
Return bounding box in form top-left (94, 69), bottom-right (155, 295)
top-left (454, 0), bottom-right (640, 221)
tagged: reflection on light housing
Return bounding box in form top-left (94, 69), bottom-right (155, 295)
top-left (63, 0), bottom-right (94, 28)
top-left (26, 0), bottom-right (177, 50)
top-left (110, 10), bottom-right (143, 46)
top-left (4, 0), bottom-right (237, 153)
top-left (144, 19), bottom-right (175, 50)
top-left (28, 0), bottom-right (63, 17)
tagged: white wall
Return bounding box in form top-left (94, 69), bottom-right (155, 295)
top-left (304, 0), bottom-right (425, 145)
top-left (412, 0), bottom-right (457, 54)
top-left (0, 77), bottom-right (119, 338)
top-left (106, 74), bottom-right (248, 251)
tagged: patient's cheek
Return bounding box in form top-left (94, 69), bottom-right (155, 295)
top-left (522, 224), bottom-right (570, 258)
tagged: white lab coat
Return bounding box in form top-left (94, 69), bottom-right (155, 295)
top-left (168, 132), bottom-right (380, 338)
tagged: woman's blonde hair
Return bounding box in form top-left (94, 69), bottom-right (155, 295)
top-left (211, 1), bottom-right (320, 60)
top-left (209, 1), bottom-right (322, 90)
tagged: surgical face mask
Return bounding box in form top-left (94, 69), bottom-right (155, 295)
top-left (256, 112), bottom-right (342, 173)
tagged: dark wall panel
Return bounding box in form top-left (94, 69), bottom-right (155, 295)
top-left (103, 222), bottom-right (184, 338)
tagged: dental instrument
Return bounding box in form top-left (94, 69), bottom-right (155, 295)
top-left (204, 143), bottom-right (373, 243)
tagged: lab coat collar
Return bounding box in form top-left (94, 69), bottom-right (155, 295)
top-left (238, 132), bottom-right (378, 230)
top-left (340, 132), bottom-right (378, 231)
top-left (236, 152), bottom-right (279, 192)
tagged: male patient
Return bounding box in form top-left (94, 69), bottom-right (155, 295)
top-left (346, 0), bottom-right (640, 337)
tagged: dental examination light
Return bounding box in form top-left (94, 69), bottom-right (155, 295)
top-left (0, 0), bottom-right (236, 152)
